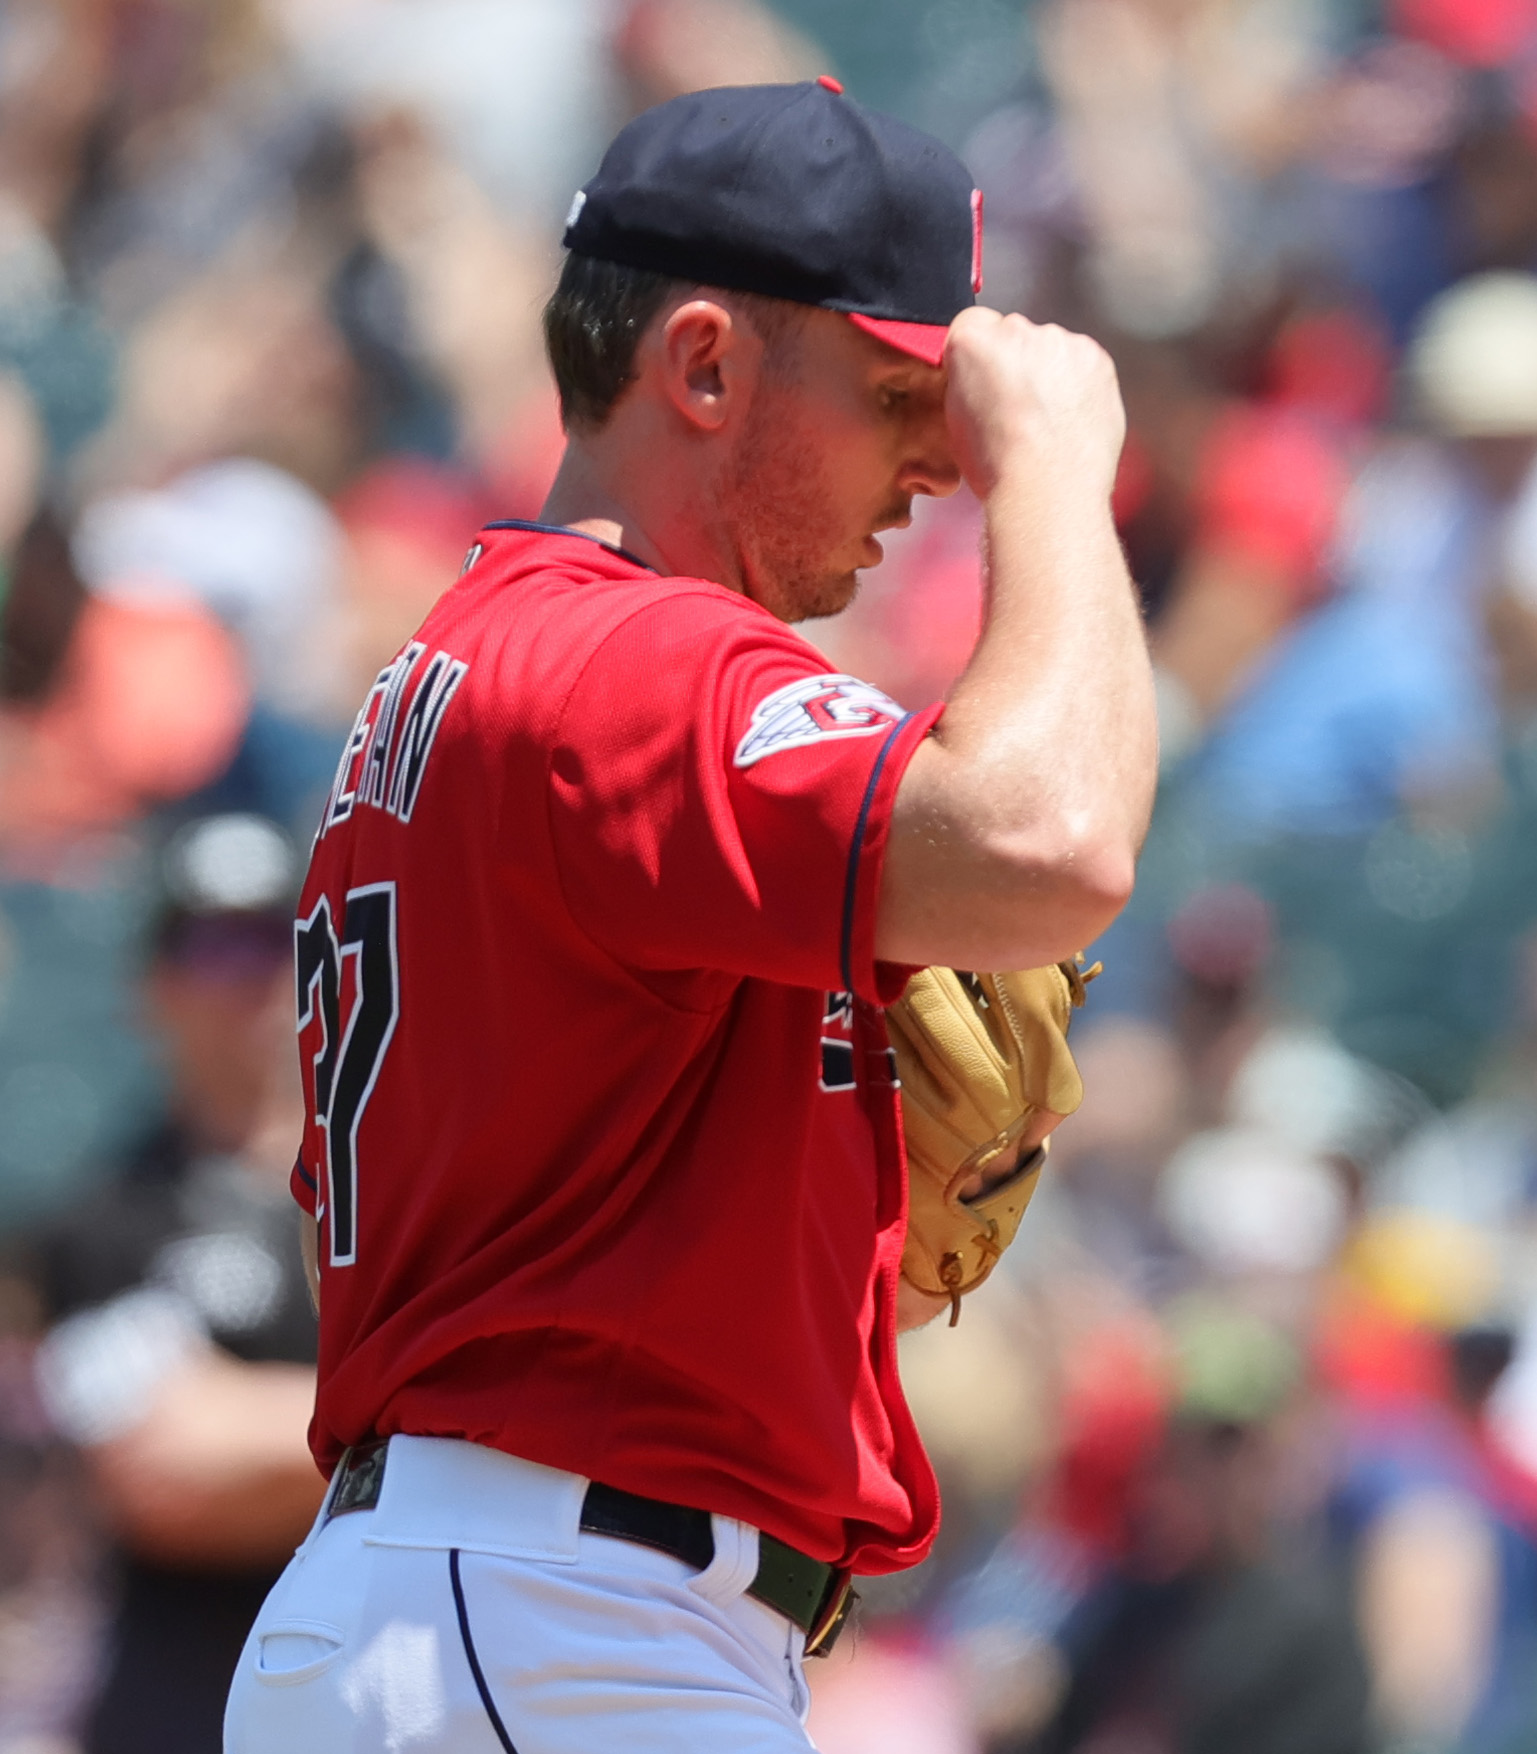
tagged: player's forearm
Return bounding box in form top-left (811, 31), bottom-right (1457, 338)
top-left (881, 475), bottom-right (1155, 970)
top-left (955, 466), bottom-right (1157, 873)
top-left (878, 308), bottom-right (1157, 972)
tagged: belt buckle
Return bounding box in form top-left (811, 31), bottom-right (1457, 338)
top-left (803, 1570), bottom-right (856, 1659)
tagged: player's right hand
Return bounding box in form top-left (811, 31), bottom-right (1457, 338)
top-left (943, 306), bottom-right (1125, 505)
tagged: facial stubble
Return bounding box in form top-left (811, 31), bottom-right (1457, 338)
top-left (720, 380), bottom-right (869, 623)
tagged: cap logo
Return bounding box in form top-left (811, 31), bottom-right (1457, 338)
top-left (971, 189), bottom-right (984, 295)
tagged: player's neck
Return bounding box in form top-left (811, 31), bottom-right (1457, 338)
top-left (539, 445), bottom-right (666, 571)
top-left (540, 431), bottom-right (745, 594)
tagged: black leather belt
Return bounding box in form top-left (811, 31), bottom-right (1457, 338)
top-left (326, 1441), bottom-right (856, 1657)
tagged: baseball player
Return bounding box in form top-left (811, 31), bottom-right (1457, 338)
top-left (225, 80), bottom-right (1156, 1752)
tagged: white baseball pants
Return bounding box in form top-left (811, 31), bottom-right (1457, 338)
top-left (223, 1435), bottom-right (817, 1752)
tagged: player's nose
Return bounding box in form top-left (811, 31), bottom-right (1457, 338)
top-left (900, 422), bottom-right (963, 500)
top-left (894, 398), bottom-right (968, 501)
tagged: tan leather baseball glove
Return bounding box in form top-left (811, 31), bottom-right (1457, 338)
top-left (887, 958), bottom-right (1097, 1325)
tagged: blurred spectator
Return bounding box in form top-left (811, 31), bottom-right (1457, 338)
top-left (334, 454), bottom-right (494, 698)
top-left (73, 458), bottom-right (348, 727)
top-left (944, 1301), bottom-right (1370, 1754)
top-left (0, 511), bottom-right (250, 858)
top-left (21, 814), bottom-right (321, 1754)
top-left (614, 0), bottom-right (825, 110)
top-left (1318, 1264), bottom-right (1537, 1754)
top-left (1152, 398), bottom-right (1355, 744)
top-left (267, 0), bottom-right (617, 226)
top-left (79, 254), bottom-right (363, 497)
top-left (1019, 1422), bottom-right (1368, 1754)
top-left (1187, 271), bottom-right (1537, 841)
top-left (1032, 0), bottom-right (1335, 341)
top-left (0, 1273), bottom-right (100, 1751)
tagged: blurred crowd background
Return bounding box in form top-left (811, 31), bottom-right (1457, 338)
top-left (0, 0), bottom-right (1536, 1751)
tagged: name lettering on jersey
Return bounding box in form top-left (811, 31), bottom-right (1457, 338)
top-left (321, 642), bottom-right (469, 836)
top-left (734, 674), bottom-right (905, 768)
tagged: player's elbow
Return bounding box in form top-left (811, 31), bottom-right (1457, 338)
top-left (881, 827), bottom-right (1136, 973)
top-left (1041, 815), bottom-right (1138, 914)
top-left (1055, 842), bottom-right (1137, 944)
top-left (984, 822), bottom-right (1136, 964)
top-left (880, 780), bottom-right (1141, 970)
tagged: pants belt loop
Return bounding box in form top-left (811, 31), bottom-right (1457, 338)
top-left (689, 1514), bottom-right (761, 1607)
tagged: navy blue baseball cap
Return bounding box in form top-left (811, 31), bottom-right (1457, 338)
top-left (562, 78), bottom-right (982, 368)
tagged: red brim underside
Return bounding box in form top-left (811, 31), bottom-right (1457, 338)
top-left (846, 313), bottom-right (949, 367)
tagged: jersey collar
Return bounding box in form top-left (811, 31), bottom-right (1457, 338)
top-left (482, 519), bottom-right (661, 576)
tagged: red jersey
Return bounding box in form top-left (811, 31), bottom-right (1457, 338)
top-left (292, 521), bottom-right (943, 1574)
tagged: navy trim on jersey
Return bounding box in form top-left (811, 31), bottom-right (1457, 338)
top-left (482, 519), bottom-right (661, 576)
top-left (840, 712), bottom-right (913, 995)
top-left (450, 1549), bottom-right (520, 1752)
top-left (293, 1155), bottom-right (317, 1192)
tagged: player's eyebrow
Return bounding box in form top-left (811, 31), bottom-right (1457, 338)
top-left (878, 366), bottom-right (942, 399)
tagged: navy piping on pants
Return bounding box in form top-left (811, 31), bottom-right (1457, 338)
top-left (449, 1549), bottom-right (520, 1753)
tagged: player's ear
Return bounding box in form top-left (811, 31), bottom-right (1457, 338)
top-left (655, 298), bottom-right (755, 433)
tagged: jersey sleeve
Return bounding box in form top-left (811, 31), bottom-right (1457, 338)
top-left (547, 594), bottom-right (943, 1002)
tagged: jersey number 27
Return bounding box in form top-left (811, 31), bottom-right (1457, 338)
top-left (296, 883), bottom-right (400, 1267)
